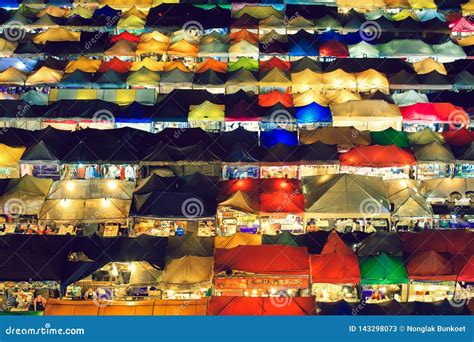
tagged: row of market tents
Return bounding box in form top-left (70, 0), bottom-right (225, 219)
top-left (0, 97), bottom-right (469, 129)
top-left (1, 173), bottom-right (472, 222)
top-left (0, 4), bottom-right (472, 33)
top-left (0, 126), bottom-right (473, 166)
top-left (1, 229), bottom-right (474, 315)
top-left (1, 28), bottom-right (472, 59)
top-left (0, 57), bottom-right (472, 92)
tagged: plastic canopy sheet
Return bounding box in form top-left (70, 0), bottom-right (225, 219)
top-left (359, 253), bottom-right (408, 285)
top-left (357, 231), bottom-right (404, 257)
top-left (408, 127), bottom-right (445, 145)
top-left (299, 127), bottom-right (372, 146)
top-left (39, 179), bottom-right (134, 223)
top-left (262, 231), bottom-right (306, 246)
top-left (413, 141), bottom-right (455, 162)
top-left (339, 145), bottom-right (416, 167)
top-left (383, 179), bottom-right (433, 218)
top-left (161, 256), bottom-right (213, 288)
top-left (400, 103), bottom-right (469, 123)
top-left (207, 296), bottom-right (316, 315)
top-left (406, 250), bottom-right (456, 281)
top-left (442, 128), bottom-right (474, 146)
top-left (214, 245), bottom-right (310, 275)
top-left (302, 174), bottom-right (391, 219)
top-left (370, 127), bottom-right (410, 148)
top-left (215, 232), bottom-right (262, 249)
top-left (0, 175), bottom-right (52, 216)
top-left (310, 232), bottom-right (360, 284)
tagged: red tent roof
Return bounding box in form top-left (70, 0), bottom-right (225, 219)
top-left (260, 190), bottom-right (305, 213)
top-left (442, 128), bottom-right (474, 146)
top-left (449, 17), bottom-right (474, 33)
top-left (457, 255), bottom-right (474, 282)
top-left (207, 296), bottom-right (316, 315)
top-left (339, 145), bottom-right (416, 167)
top-left (319, 40), bottom-right (349, 58)
top-left (259, 178), bottom-right (302, 195)
top-left (219, 179), bottom-right (262, 197)
top-left (260, 57), bottom-right (291, 72)
top-left (110, 31), bottom-right (141, 43)
top-left (407, 250), bottom-right (456, 281)
top-left (98, 57), bottom-right (132, 73)
top-left (214, 245), bottom-right (310, 275)
top-left (399, 230), bottom-right (474, 255)
top-left (259, 90), bottom-right (293, 107)
top-left (400, 103), bottom-right (469, 124)
top-left (310, 231), bottom-right (360, 283)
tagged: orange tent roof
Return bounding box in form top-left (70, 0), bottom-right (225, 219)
top-left (258, 90), bottom-right (293, 107)
top-left (340, 145), bottom-right (416, 167)
top-left (230, 29), bottom-right (259, 44)
top-left (196, 58), bottom-right (228, 73)
top-left (259, 57), bottom-right (291, 72)
top-left (167, 40), bottom-right (199, 57)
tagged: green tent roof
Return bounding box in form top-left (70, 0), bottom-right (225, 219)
top-left (370, 127), bottom-right (410, 148)
top-left (228, 57), bottom-right (259, 72)
top-left (262, 231), bottom-right (305, 247)
top-left (359, 253), bottom-right (408, 285)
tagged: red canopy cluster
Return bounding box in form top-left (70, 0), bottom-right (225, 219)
top-left (339, 145), bottom-right (417, 167)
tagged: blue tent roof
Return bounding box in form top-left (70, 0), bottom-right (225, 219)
top-left (295, 102), bottom-right (332, 123)
top-left (261, 128), bottom-right (298, 148)
top-left (0, 58), bottom-right (37, 73)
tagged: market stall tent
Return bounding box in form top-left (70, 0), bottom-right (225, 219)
top-left (0, 175), bottom-right (52, 216)
top-left (0, 144), bottom-right (26, 178)
top-left (407, 250), bottom-right (456, 281)
top-left (359, 253), bottom-right (408, 285)
top-left (161, 256), bottom-right (213, 289)
top-left (302, 174), bottom-right (390, 219)
top-left (310, 231), bottom-right (360, 284)
top-left (207, 296), bottom-right (316, 316)
top-left (299, 126), bottom-right (372, 147)
top-left (215, 232), bottom-right (262, 249)
top-left (457, 255), bottom-right (474, 282)
top-left (339, 145), bottom-right (416, 168)
top-left (408, 128), bottom-right (445, 145)
top-left (384, 179), bottom-right (433, 218)
top-left (330, 100), bottom-right (403, 131)
top-left (370, 127), bottom-right (410, 148)
top-left (39, 179), bottom-right (134, 223)
top-left (413, 141), bottom-right (455, 162)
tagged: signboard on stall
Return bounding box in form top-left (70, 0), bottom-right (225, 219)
top-left (214, 276), bottom-right (309, 290)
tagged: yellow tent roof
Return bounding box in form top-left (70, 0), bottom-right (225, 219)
top-left (136, 40), bottom-right (169, 55)
top-left (188, 101), bottom-right (224, 121)
top-left (228, 40), bottom-right (259, 55)
top-left (122, 6), bottom-right (148, 19)
top-left (126, 67), bottom-right (160, 87)
top-left (163, 61), bottom-right (191, 72)
top-left (392, 9), bottom-right (418, 21)
top-left (232, 5), bottom-right (283, 19)
top-left (33, 28), bottom-right (81, 44)
top-left (25, 67), bottom-right (63, 86)
top-left (462, 0), bottom-right (474, 15)
top-left (0, 144), bottom-right (25, 168)
top-left (131, 58), bottom-right (164, 72)
top-left (326, 89), bottom-right (361, 104)
top-left (99, 0), bottom-right (153, 6)
top-left (167, 40), bottom-right (199, 57)
top-left (0, 67), bottom-right (27, 86)
top-left (331, 100), bottom-right (402, 118)
top-left (37, 6), bottom-right (70, 18)
top-left (293, 89), bottom-right (329, 106)
top-left (161, 256), bottom-right (213, 287)
top-left (412, 57), bottom-right (447, 75)
top-left (117, 15), bottom-right (146, 29)
top-left (408, 0), bottom-right (436, 9)
top-left (384, 0), bottom-right (410, 7)
top-left (355, 69), bottom-right (389, 93)
top-left (455, 36), bottom-right (474, 47)
top-left (324, 69), bottom-right (357, 91)
top-left (65, 6), bottom-right (93, 19)
top-left (215, 232), bottom-right (262, 249)
top-left (65, 57), bottom-right (101, 73)
top-left (0, 39), bottom-right (17, 55)
top-left (219, 190), bottom-right (259, 214)
top-left (105, 40), bottom-right (137, 56)
top-left (291, 69), bottom-right (323, 84)
top-left (337, 0), bottom-right (386, 9)
top-left (140, 31), bottom-right (170, 43)
top-left (259, 68), bottom-right (291, 86)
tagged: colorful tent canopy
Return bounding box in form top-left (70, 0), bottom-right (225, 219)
top-left (384, 179), bottom-right (432, 218)
top-left (400, 103), bottom-right (469, 124)
top-left (407, 250), bottom-right (456, 281)
top-left (359, 253), bottom-right (408, 285)
top-left (215, 232), bottom-right (262, 249)
top-left (161, 256), bottom-right (213, 288)
top-left (340, 145), bottom-right (416, 167)
top-left (370, 127), bottom-right (410, 148)
top-left (214, 245), bottom-right (309, 275)
top-left (302, 174), bottom-right (390, 219)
